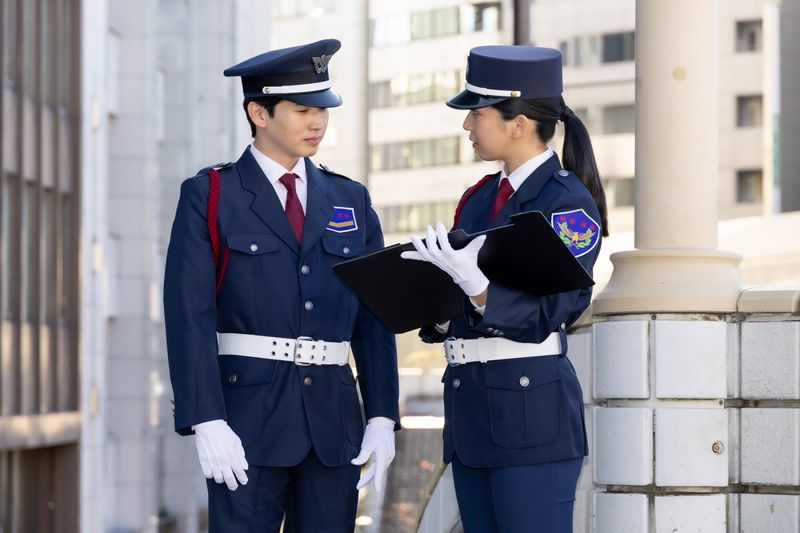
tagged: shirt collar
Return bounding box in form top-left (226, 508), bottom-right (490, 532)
top-left (249, 144), bottom-right (307, 185)
top-left (500, 146), bottom-right (554, 191)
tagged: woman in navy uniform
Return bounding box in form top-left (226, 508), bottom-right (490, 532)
top-left (163, 39), bottom-right (399, 532)
top-left (403, 46), bottom-right (608, 532)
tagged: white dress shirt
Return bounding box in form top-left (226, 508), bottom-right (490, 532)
top-left (249, 144), bottom-right (308, 214)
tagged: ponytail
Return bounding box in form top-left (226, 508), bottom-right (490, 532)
top-left (560, 106), bottom-right (609, 236)
top-left (492, 97), bottom-right (609, 236)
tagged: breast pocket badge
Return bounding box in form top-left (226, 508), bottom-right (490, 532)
top-left (327, 206), bottom-right (358, 233)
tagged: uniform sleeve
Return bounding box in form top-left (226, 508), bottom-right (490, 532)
top-left (163, 177), bottom-right (226, 435)
top-left (465, 195), bottom-right (601, 343)
top-left (350, 186), bottom-right (401, 428)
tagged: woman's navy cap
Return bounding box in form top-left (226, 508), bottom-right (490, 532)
top-left (224, 39), bottom-right (342, 108)
top-left (447, 46), bottom-right (563, 110)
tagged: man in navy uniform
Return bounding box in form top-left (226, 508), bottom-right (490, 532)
top-left (163, 39), bottom-right (399, 532)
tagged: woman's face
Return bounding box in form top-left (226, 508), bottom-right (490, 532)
top-left (462, 106), bottom-right (514, 162)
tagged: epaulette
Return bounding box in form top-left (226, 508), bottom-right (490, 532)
top-left (318, 163), bottom-right (353, 181)
top-left (194, 161), bottom-right (233, 177)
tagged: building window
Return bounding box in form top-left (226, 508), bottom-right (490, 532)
top-left (370, 137), bottom-right (460, 171)
top-left (736, 170), bottom-right (763, 203)
top-left (377, 202), bottom-right (458, 233)
top-left (1, 0), bottom-right (81, 418)
top-left (559, 41), bottom-right (569, 66)
top-left (472, 2), bottom-right (501, 32)
top-left (369, 70), bottom-right (460, 109)
top-left (736, 95), bottom-right (763, 127)
top-left (602, 31), bottom-right (635, 63)
top-left (410, 7), bottom-right (460, 41)
top-left (736, 20), bottom-right (762, 52)
top-left (601, 104), bottom-right (635, 134)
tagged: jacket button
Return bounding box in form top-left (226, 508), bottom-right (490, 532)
top-left (558, 169), bottom-right (569, 177)
top-left (561, 322), bottom-right (566, 330)
top-left (519, 376), bottom-right (530, 387)
top-left (250, 243), bottom-right (258, 252)
top-left (452, 378), bottom-right (461, 389)
top-left (301, 265), bottom-right (310, 275)
top-left (343, 246), bottom-right (350, 255)
top-left (303, 376), bottom-right (313, 386)
top-left (228, 374), bottom-right (238, 384)
top-left (304, 301), bottom-right (314, 311)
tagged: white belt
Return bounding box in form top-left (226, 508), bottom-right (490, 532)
top-left (444, 332), bottom-right (562, 365)
top-left (217, 333), bottom-right (350, 366)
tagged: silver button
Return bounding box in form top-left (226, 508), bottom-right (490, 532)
top-left (301, 265), bottom-right (310, 275)
top-left (560, 322), bottom-right (566, 330)
top-left (343, 246), bottom-right (350, 255)
top-left (558, 169), bottom-right (569, 177)
top-left (304, 301), bottom-right (314, 311)
top-left (250, 243), bottom-right (258, 252)
top-left (452, 378), bottom-right (461, 389)
top-left (228, 374), bottom-right (238, 384)
top-left (303, 376), bottom-right (313, 386)
top-left (519, 376), bottom-right (530, 387)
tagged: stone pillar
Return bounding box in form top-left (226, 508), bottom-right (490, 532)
top-left (593, 0), bottom-right (742, 315)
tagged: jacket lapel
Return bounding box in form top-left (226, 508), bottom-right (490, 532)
top-left (459, 172), bottom-right (500, 234)
top-left (299, 159), bottom-right (335, 257)
top-left (488, 154), bottom-right (562, 229)
top-left (236, 148), bottom-right (300, 254)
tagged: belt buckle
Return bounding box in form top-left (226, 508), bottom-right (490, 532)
top-left (293, 336), bottom-right (315, 366)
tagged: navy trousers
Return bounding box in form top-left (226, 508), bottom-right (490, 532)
top-left (452, 455), bottom-right (583, 533)
top-left (206, 448), bottom-right (360, 532)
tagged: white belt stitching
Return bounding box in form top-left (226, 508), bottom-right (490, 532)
top-left (444, 332), bottom-right (562, 365)
top-left (217, 332), bottom-right (350, 366)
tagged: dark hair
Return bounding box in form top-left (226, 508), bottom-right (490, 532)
top-left (242, 96), bottom-right (284, 137)
top-left (491, 96), bottom-right (609, 236)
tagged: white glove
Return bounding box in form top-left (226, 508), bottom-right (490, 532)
top-left (351, 417), bottom-right (396, 492)
top-left (401, 223), bottom-right (489, 297)
top-left (194, 419), bottom-right (249, 491)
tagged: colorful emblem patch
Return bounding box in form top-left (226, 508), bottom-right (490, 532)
top-left (326, 206), bottom-right (358, 233)
top-left (551, 209), bottom-right (600, 257)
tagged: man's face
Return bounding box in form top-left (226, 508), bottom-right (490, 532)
top-left (255, 100), bottom-right (329, 160)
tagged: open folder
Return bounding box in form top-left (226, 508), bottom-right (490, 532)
top-left (332, 210), bottom-right (595, 334)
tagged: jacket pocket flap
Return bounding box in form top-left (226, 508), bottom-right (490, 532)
top-left (226, 233), bottom-right (280, 255)
top-left (483, 357), bottom-right (560, 390)
top-left (218, 354), bottom-right (277, 387)
top-left (322, 235), bottom-right (365, 257)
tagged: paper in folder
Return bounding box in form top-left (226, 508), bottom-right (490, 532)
top-left (332, 210), bottom-right (595, 333)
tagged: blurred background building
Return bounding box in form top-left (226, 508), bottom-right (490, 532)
top-left (0, 0), bottom-right (798, 532)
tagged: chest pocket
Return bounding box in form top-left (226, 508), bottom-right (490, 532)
top-left (227, 233), bottom-right (280, 255)
top-left (321, 235), bottom-right (365, 258)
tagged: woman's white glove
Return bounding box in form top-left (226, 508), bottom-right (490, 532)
top-left (401, 223), bottom-right (489, 297)
top-left (194, 419), bottom-right (249, 491)
top-left (351, 417), bottom-right (396, 492)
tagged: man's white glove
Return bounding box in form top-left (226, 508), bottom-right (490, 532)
top-left (401, 223), bottom-right (489, 297)
top-left (194, 419), bottom-right (249, 491)
top-left (351, 417), bottom-right (396, 492)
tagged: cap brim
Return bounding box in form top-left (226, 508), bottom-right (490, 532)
top-left (283, 89), bottom-right (342, 108)
top-left (446, 90), bottom-right (508, 110)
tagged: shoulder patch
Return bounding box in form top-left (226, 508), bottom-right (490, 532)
top-left (551, 208), bottom-right (601, 257)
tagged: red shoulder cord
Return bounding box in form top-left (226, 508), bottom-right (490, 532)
top-left (452, 174), bottom-right (496, 227)
top-left (207, 168), bottom-right (229, 295)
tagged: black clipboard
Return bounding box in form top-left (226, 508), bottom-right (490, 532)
top-left (332, 210), bottom-right (594, 333)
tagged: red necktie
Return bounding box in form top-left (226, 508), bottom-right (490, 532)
top-left (489, 178), bottom-right (514, 221)
top-left (279, 173), bottom-right (305, 243)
